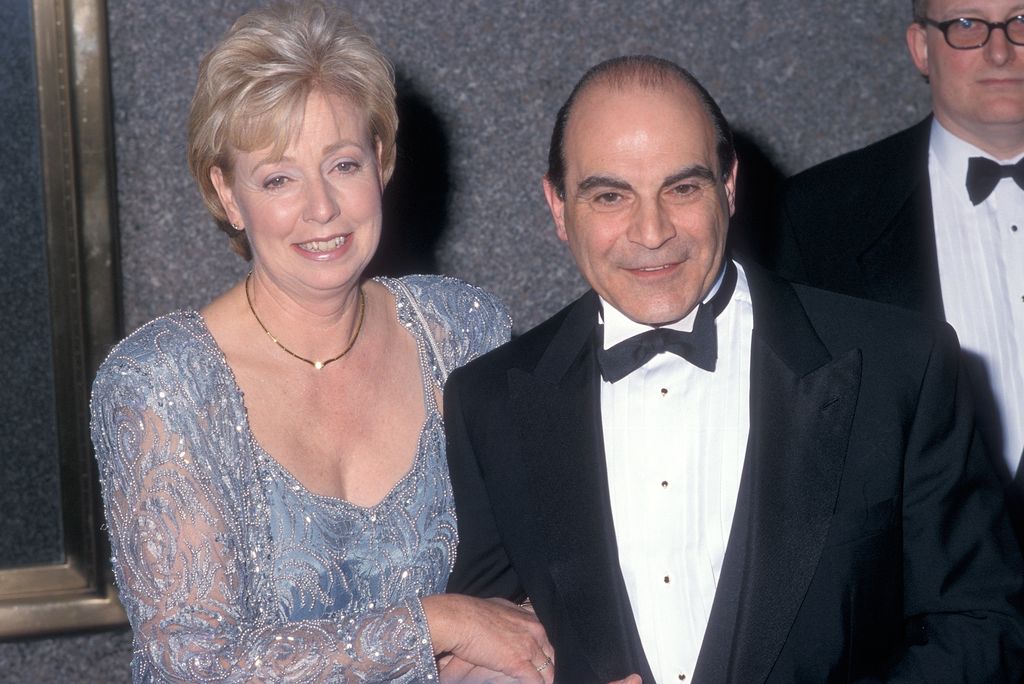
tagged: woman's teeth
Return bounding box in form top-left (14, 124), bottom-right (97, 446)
top-left (300, 236), bottom-right (346, 252)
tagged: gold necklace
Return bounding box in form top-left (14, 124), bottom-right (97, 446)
top-left (244, 272), bottom-right (366, 370)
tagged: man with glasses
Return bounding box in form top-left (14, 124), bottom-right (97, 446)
top-left (776, 0), bottom-right (1024, 515)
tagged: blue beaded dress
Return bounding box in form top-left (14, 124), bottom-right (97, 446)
top-left (90, 275), bottom-right (511, 683)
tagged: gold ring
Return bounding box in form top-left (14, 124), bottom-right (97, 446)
top-left (535, 656), bottom-right (552, 673)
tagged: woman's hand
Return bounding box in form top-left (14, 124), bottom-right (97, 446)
top-left (423, 594), bottom-right (554, 683)
top-left (439, 656), bottom-right (520, 683)
top-left (440, 656), bottom-right (639, 684)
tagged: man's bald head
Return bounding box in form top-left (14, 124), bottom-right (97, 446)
top-left (546, 55), bottom-right (735, 199)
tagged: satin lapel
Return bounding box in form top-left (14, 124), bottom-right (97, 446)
top-left (726, 266), bottom-right (863, 682)
top-left (509, 292), bottom-right (653, 682)
top-left (857, 120), bottom-right (944, 319)
top-left (691, 430), bottom-right (755, 682)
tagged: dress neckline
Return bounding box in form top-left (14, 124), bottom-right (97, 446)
top-left (179, 276), bottom-right (442, 511)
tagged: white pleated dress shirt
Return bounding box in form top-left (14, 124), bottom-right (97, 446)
top-left (600, 261), bottom-right (753, 683)
top-left (929, 120), bottom-right (1024, 475)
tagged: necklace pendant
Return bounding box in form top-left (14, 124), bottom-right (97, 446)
top-left (245, 272), bottom-right (366, 370)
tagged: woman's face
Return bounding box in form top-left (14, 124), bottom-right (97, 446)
top-left (212, 90), bottom-right (384, 300)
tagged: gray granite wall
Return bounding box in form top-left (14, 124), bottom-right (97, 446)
top-left (2, 1), bottom-right (929, 680)
top-left (112, 0), bottom-right (929, 335)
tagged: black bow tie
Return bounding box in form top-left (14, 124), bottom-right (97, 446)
top-left (597, 262), bottom-right (737, 383)
top-left (966, 157), bottom-right (1024, 205)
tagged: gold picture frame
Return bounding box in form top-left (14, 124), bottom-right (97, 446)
top-left (0, 0), bottom-right (125, 638)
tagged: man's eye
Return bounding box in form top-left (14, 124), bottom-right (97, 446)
top-left (671, 183), bottom-right (699, 197)
top-left (263, 176), bottom-right (288, 189)
top-left (957, 17), bottom-right (975, 28)
top-left (594, 192), bottom-right (622, 204)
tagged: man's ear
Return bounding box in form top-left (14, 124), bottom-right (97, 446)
top-left (210, 166), bottom-right (243, 227)
top-left (724, 158), bottom-right (739, 217)
top-left (542, 175), bottom-right (569, 242)
top-left (906, 21), bottom-right (930, 79)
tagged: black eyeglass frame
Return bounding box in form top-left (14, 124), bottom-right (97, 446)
top-left (921, 15), bottom-right (1024, 49)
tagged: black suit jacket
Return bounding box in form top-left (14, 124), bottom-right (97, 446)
top-left (445, 263), bottom-right (1024, 682)
top-left (775, 117), bottom-right (943, 319)
top-left (775, 116), bottom-right (1023, 492)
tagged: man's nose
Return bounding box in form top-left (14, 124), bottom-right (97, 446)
top-left (628, 198), bottom-right (677, 249)
top-left (984, 24), bottom-right (1018, 65)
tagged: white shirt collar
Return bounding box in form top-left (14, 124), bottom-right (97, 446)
top-left (598, 262), bottom-right (728, 350)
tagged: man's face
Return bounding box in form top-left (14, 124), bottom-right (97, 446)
top-left (543, 81), bottom-right (736, 326)
top-left (907, 0), bottom-right (1024, 156)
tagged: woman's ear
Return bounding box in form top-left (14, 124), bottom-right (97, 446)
top-left (211, 166), bottom-right (243, 228)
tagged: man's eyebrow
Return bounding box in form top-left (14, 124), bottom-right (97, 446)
top-left (938, 5), bottom-right (1024, 18)
top-left (573, 165), bottom-right (719, 197)
top-left (576, 175), bottom-right (633, 196)
top-left (662, 165), bottom-right (716, 188)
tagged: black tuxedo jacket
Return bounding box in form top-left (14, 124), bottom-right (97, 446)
top-left (445, 263), bottom-right (1024, 682)
top-left (775, 116), bottom-right (1024, 494)
top-left (774, 117), bottom-right (941, 319)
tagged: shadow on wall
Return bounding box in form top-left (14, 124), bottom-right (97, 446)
top-left (369, 73), bottom-right (451, 277)
top-left (370, 103), bottom-right (784, 278)
top-left (728, 130), bottom-right (785, 269)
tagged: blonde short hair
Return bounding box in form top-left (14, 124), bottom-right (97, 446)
top-left (187, 1), bottom-right (398, 259)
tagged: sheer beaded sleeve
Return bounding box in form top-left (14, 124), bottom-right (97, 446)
top-left (90, 316), bottom-right (438, 683)
top-left (383, 275), bottom-right (512, 387)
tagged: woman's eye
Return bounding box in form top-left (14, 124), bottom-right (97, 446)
top-left (335, 160), bottom-right (361, 173)
top-left (263, 175), bottom-right (288, 189)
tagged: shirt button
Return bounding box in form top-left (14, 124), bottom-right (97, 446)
top-left (663, 575), bottom-right (671, 584)
top-left (678, 674), bottom-right (687, 681)
top-left (660, 388), bottom-right (669, 396)
top-left (661, 480), bottom-right (669, 488)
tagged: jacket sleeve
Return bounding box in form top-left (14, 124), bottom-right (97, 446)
top-left (444, 366), bottom-right (525, 601)
top-left (884, 325), bottom-right (1024, 682)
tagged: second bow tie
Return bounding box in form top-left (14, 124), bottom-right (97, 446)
top-left (966, 156), bottom-right (1024, 205)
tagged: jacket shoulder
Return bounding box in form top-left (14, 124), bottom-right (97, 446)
top-left (775, 118), bottom-right (933, 280)
top-left (447, 292), bottom-right (590, 385)
top-left (786, 118), bottom-right (930, 197)
top-left (790, 279), bottom-right (956, 354)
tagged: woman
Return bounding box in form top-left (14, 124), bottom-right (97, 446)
top-left (90, 3), bottom-right (553, 682)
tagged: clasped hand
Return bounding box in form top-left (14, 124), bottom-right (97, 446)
top-left (425, 594), bottom-right (640, 683)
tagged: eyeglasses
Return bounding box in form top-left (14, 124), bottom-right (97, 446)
top-left (921, 15), bottom-right (1024, 49)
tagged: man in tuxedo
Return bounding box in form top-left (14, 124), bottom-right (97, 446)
top-left (445, 55), bottom-right (1024, 682)
top-left (775, 0), bottom-right (1024, 488)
